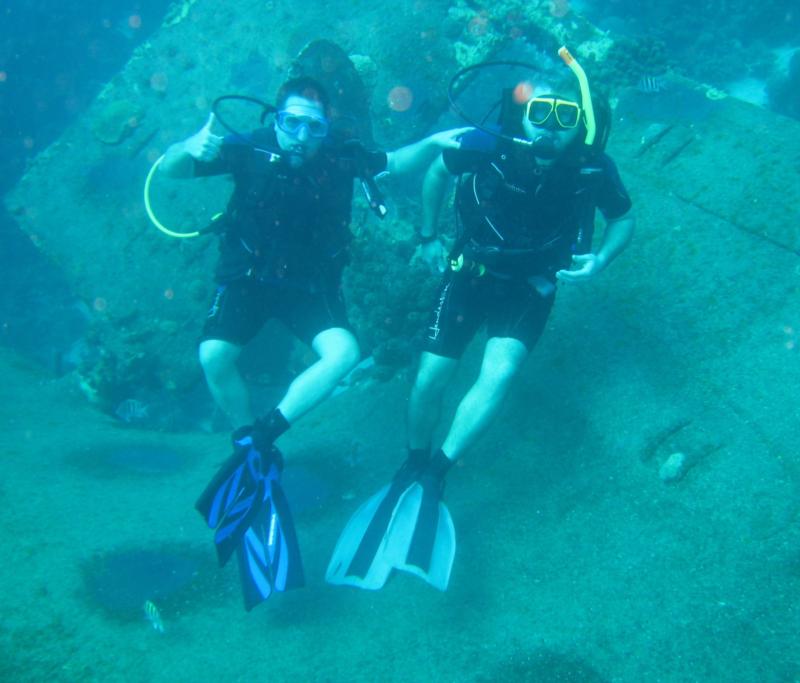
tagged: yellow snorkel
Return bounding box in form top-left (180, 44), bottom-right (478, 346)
top-left (558, 46), bottom-right (596, 147)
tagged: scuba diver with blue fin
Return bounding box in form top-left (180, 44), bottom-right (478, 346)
top-left (158, 40), bottom-right (468, 610)
top-left (326, 47), bottom-right (635, 593)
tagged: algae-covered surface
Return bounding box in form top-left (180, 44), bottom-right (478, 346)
top-left (1, 228), bottom-right (799, 683)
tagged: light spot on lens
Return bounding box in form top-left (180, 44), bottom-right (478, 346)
top-left (388, 86), bottom-right (413, 112)
top-left (468, 14), bottom-right (489, 36)
top-left (549, 0), bottom-right (570, 18)
top-left (150, 72), bottom-right (168, 92)
top-left (513, 81), bottom-right (534, 104)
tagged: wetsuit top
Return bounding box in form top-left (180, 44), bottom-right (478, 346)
top-left (443, 128), bottom-right (631, 278)
top-left (194, 127), bottom-right (388, 285)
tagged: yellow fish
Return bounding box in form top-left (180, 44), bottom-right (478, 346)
top-left (143, 600), bottom-right (165, 633)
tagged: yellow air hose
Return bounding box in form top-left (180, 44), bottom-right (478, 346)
top-left (143, 155), bottom-right (220, 238)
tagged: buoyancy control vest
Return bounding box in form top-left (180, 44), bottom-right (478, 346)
top-left (453, 147), bottom-right (604, 280)
top-left (213, 131), bottom-right (357, 288)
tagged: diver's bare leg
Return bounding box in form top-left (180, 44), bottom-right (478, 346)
top-left (199, 339), bottom-right (254, 428)
top-left (440, 337), bottom-right (528, 459)
top-left (408, 351), bottom-right (459, 450)
top-left (277, 327), bottom-right (360, 423)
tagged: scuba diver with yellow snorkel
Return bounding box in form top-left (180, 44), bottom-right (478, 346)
top-left (155, 41), bottom-right (468, 610)
top-left (326, 47), bottom-right (635, 593)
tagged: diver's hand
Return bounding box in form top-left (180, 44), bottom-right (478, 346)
top-left (419, 239), bottom-right (448, 274)
top-left (183, 113), bottom-right (223, 162)
top-left (428, 127), bottom-right (473, 150)
top-left (555, 253), bottom-right (606, 283)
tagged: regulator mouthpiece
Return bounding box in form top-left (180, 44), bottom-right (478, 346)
top-left (532, 135), bottom-right (557, 159)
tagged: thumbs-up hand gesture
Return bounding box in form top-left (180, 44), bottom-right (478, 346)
top-left (183, 113), bottom-right (223, 162)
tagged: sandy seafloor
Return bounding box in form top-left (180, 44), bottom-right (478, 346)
top-left (1, 287), bottom-right (799, 683)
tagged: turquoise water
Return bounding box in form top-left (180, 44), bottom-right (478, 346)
top-left (2, 2), bottom-right (800, 681)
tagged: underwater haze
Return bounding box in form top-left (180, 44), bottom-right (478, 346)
top-left (1, 1), bottom-right (799, 682)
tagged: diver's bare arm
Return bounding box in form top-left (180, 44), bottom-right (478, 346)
top-left (160, 141), bottom-right (197, 178)
top-left (596, 213), bottom-right (635, 269)
top-left (160, 113), bottom-right (222, 178)
top-left (420, 155), bottom-right (452, 239)
top-left (386, 127), bottom-right (470, 176)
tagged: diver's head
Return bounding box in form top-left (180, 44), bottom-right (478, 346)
top-left (496, 53), bottom-right (610, 164)
top-left (521, 78), bottom-right (584, 165)
top-left (274, 77), bottom-right (330, 167)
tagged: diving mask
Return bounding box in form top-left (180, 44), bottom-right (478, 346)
top-left (276, 110), bottom-right (330, 138)
top-left (526, 96), bottom-right (582, 129)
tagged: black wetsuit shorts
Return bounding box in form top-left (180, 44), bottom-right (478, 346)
top-left (200, 277), bottom-right (351, 347)
top-left (421, 271), bottom-right (556, 359)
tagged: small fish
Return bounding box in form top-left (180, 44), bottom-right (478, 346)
top-left (143, 600), bottom-right (165, 633)
top-left (115, 398), bottom-right (149, 423)
top-left (636, 74), bottom-right (668, 94)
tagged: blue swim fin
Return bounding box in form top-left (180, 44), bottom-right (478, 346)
top-left (195, 432), bottom-right (260, 530)
top-left (196, 431), bottom-right (304, 609)
top-left (211, 448), bottom-right (270, 567)
top-left (237, 472), bottom-right (304, 610)
top-left (195, 413), bottom-right (290, 529)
